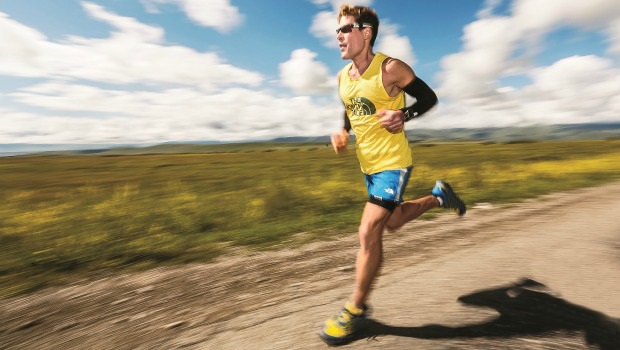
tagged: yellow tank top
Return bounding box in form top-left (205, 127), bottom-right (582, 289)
top-left (339, 52), bottom-right (412, 174)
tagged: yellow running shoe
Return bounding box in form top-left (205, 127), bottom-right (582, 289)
top-left (319, 302), bottom-right (368, 346)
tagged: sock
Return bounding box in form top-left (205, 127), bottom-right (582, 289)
top-left (435, 196), bottom-right (444, 207)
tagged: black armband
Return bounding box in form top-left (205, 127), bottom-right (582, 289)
top-left (343, 111), bottom-right (351, 132)
top-left (400, 77), bottom-right (438, 121)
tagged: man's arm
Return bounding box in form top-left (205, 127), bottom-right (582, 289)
top-left (377, 58), bottom-right (438, 133)
top-left (332, 71), bottom-right (349, 154)
top-left (343, 110), bottom-right (351, 132)
top-left (332, 110), bottom-right (350, 154)
top-left (400, 77), bottom-right (438, 121)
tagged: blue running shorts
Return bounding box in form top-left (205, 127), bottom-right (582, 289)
top-left (364, 166), bottom-right (413, 212)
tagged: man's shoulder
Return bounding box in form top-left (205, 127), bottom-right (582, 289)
top-left (337, 62), bottom-right (352, 80)
top-left (381, 56), bottom-right (408, 71)
top-left (381, 56), bottom-right (414, 82)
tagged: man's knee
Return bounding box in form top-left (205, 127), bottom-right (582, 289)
top-left (385, 207), bottom-right (404, 231)
top-left (358, 221), bottom-right (383, 249)
top-left (385, 220), bottom-right (403, 231)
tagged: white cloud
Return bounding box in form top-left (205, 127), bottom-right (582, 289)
top-left (3, 82), bottom-right (343, 144)
top-left (310, 10), bottom-right (338, 48)
top-left (3, 0), bottom-right (620, 147)
top-left (0, 3), bottom-right (339, 145)
top-left (279, 49), bottom-right (335, 95)
top-left (512, 0), bottom-right (620, 32)
top-left (477, 0), bottom-right (503, 19)
top-left (140, 0), bottom-right (244, 33)
top-left (82, 2), bottom-right (164, 42)
top-left (139, 0), bottom-right (161, 14)
top-left (432, 0), bottom-right (620, 129)
top-left (438, 16), bottom-right (521, 100)
top-left (312, 0), bottom-right (373, 8)
top-left (0, 13), bottom-right (48, 77)
top-left (0, 1), bottom-right (348, 146)
top-left (375, 22), bottom-right (416, 66)
top-left (309, 1), bottom-right (375, 47)
top-left (309, 1), bottom-right (416, 67)
top-left (0, 4), bottom-right (262, 89)
top-left (605, 17), bottom-right (620, 55)
top-left (521, 55), bottom-right (620, 124)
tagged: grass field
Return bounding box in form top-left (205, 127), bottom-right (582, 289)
top-left (1, 140), bottom-right (620, 298)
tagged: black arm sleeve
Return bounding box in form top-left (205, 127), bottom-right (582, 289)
top-left (343, 111), bottom-right (351, 132)
top-left (400, 77), bottom-right (438, 121)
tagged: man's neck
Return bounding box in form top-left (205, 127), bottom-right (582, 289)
top-left (350, 51), bottom-right (375, 77)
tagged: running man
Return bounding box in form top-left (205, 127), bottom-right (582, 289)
top-left (319, 5), bottom-right (466, 345)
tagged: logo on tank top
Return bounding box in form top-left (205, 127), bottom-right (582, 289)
top-left (345, 97), bottom-right (376, 116)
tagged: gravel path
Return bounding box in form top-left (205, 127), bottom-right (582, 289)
top-left (2, 182), bottom-right (620, 349)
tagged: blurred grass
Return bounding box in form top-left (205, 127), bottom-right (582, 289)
top-left (1, 140), bottom-right (620, 297)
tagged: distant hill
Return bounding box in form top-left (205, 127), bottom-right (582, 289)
top-left (272, 123), bottom-right (620, 143)
top-left (2, 122), bottom-right (619, 156)
top-left (0, 144), bottom-right (128, 157)
top-left (405, 123), bottom-right (620, 142)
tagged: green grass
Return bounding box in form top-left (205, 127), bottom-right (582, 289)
top-left (1, 140), bottom-right (620, 298)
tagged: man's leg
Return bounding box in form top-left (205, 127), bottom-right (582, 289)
top-left (319, 201), bottom-right (391, 345)
top-left (386, 180), bottom-right (467, 231)
top-left (320, 179), bottom-right (467, 345)
top-left (351, 201), bottom-right (392, 308)
top-left (385, 195), bottom-right (438, 231)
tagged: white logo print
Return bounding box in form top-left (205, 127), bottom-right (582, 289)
top-left (384, 188), bottom-right (394, 195)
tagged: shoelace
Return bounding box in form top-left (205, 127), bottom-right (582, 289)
top-left (336, 308), bottom-right (354, 325)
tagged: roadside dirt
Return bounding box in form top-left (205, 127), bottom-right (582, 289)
top-left (1, 182), bottom-right (620, 349)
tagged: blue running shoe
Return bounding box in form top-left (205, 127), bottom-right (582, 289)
top-left (432, 180), bottom-right (466, 216)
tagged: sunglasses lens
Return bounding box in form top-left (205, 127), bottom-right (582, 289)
top-left (336, 24), bottom-right (354, 34)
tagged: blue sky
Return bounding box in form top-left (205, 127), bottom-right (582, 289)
top-left (1, 0), bottom-right (619, 145)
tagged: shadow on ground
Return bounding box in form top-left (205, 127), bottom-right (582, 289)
top-left (354, 278), bottom-right (620, 349)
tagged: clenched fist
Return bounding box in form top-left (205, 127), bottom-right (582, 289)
top-left (330, 128), bottom-right (349, 154)
top-left (376, 109), bottom-right (405, 134)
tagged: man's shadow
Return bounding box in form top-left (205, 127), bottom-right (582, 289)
top-left (353, 278), bottom-right (620, 349)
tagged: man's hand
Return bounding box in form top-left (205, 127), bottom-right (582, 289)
top-left (330, 128), bottom-right (349, 154)
top-left (376, 109), bottom-right (405, 134)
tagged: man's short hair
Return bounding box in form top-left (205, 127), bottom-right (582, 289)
top-left (338, 5), bottom-right (379, 47)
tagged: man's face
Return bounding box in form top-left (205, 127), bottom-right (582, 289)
top-left (336, 16), bottom-right (368, 60)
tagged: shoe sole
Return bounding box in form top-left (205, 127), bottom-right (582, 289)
top-left (318, 315), bottom-right (368, 346)
top-left (318, 329), bottom-right (354, 346)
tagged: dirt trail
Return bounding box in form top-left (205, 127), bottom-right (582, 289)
top-left (2, 182), bottom-right (620, 349)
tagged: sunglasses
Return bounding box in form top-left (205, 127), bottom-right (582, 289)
top-left (336, 23), bottom-right (372, 34)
